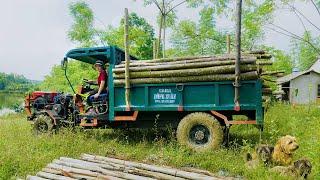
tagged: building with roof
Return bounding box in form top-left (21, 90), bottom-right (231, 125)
top-left (277, 59), bottom-right (320, 104)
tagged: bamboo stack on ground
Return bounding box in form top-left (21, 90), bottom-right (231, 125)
top-left (26, 154), bottom-right (237, 180)
top-left (113, 51), bottom-right (273, 86)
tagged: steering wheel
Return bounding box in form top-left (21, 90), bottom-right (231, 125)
top-left (82, 78), bottom-right (89, 83)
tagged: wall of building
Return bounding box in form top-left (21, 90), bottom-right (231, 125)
top-left (289, 72), bottom-right (320, 104)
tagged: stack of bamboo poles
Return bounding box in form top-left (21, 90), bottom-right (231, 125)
top-left (113, 51), bottom-right (273, 86)
top-left (26, 154), bottom-right (234, 180)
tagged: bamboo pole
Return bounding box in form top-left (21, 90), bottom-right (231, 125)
top-left (81, 156), bottom-right (218, 180)
top-left (114, 59), bottom-right (257, 73)
top-left (124, 8), bottom-right (131, 111)
top-left (46, 163), bottom-right (101, 178)
top-left (153, 40), bottom-right (157, 59)
top-left (115, 56), bottom-right (258, 68)
top-left (123, 55), bottom-right (212, 63)
top-left (234, 0), bottom-right (243, 112)
top-left (181, 167), bottom-right (218, 177)
top-left (29, 154), bottom-right (232, 180)
top-left (247, 50), bottom-right (266, 54)
top-left (80, 155), bottom-right (184, 180)
top-left (54, 158), bottom-right (153, 180)
top-left (118, 53), bottom-right (270, 65)
top-left (36, 171), bottom-right (76, 180)
top-left (114, 72), bottom-right (258, 85)
top-left (42, 167), bottom-right (97, 180)
top-left (261, 70), bottom-right (285, 76)
top-left (256, 60), bottom-right (273, 65)
top-left (156, 13), bottom-right (163, 59)
top-left (163, 14), bottom-right (166, 58)
top-left (226, 34), bottom-right (231, 54)
top-left (46, 163), bottom-right (126, 180)
top-left (82, 154), bottom-right (221, 180)
top-left (26, 176), bottom-right (48, 180)
top-left (114, 65), bottom-right (257, 79)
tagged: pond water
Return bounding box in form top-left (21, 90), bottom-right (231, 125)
top-left (0, 92), bottom-right (24, 116)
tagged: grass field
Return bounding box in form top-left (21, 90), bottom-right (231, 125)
top-left (0, 103), bottom-right (319, 179)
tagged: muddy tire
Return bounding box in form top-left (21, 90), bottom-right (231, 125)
top-left (33, 115), bottom-right (55, 135)
top-left (177, 112), bottom-right (223, 152)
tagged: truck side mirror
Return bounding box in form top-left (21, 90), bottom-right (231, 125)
top-left (61, 57), bottom-right (68, 69)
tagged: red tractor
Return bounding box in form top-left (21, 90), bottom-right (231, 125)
top-left (24, 91), bottom-right (59, 120)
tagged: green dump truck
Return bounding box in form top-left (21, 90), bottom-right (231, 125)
top-left (25, 46), bottom-right (264, 151)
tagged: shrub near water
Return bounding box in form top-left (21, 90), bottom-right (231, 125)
top-left (0, 103), bottom-right (319, 179)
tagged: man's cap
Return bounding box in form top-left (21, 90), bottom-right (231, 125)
top-left (94, 60), bottom-right (104, 66)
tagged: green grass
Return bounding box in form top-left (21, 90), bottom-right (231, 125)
top-left (0, 103), bottom-right (319, 179)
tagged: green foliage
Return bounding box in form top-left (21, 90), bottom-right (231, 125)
top-left (169, 0), bottom-right (276, 57)
top-left (1, 103), bottom-right (319, 179)
top-left (241, 0), bottom-right (275, 50)
top-left (0, 93), bottom-right (24, 109)
top-left (40, 61), bottom-right (96, 93)
top-left (68, 1), bottom-right (96, 47)
top-left (291, 31), bottom-right (320, 70)
top-left (170, 7), bottom-right (226, 56)
top-left (41, 3), bottom-right (156, 93)
top-left (0, 72), bottom-right (35, 92)
top-left (103, 12), bottom-right (155, 59)
top-left (263, 47), bottom-right (293, 74)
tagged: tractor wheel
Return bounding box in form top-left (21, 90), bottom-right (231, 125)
top-left (33, 115), bottom-right (55, 135)
top-left (176, 112), bottom-right (223, 152)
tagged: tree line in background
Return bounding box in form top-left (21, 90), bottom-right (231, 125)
top-left (0, 73), bottom-right (36, 92)
top-left (40, 0), bottom-right (320, 93)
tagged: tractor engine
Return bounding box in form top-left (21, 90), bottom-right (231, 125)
top-left (25, 91), bottom-right (59, 120)
top-left (52, 94), bottom-right (73, 117)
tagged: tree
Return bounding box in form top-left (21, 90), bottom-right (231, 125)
top-left (41, 2), bottom-right (156, 92)
top-left (241, 0), bottom-right (275, 50)
top-left (68, 1), bottom-right (96, 47)
top-left (265, 0), bottom-right (320, 56)
top-left (40, 61), bottom-right (96, 93)
top-left (141, 0), bottom-right (205, 58)
top-left (290, 31), bottom-right (320, 70)
top-left (170, 7), bottom-right (226, 56)
top-left (0, 72), bottom-right (34, 92)
top-left (261, 46), bottom-right (293, 74)
top-left (259, 0), bottom-right (320, 70)
top-left (169, 0), bottom-right (276, 56)
top-left (103, 13), bottom-right (155, 60)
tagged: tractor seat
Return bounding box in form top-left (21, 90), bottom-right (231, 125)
top-left (88, 93), bottom-right (108, 102)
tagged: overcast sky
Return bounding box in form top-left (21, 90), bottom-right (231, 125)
top-left (1, 0), bottom-right (319, 80)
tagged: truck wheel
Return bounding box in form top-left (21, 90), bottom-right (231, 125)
top-left (177, 112), bottom-right (223, 152)
top-left (33, 115), bottom-right (55, 135)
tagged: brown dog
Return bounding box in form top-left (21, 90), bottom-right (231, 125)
top-left (272, 135), bottom-right (299, 166)
top-left (245, 144), bottom-right (274, 169)
top-left (271, 158), bottom-right (312, 179)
